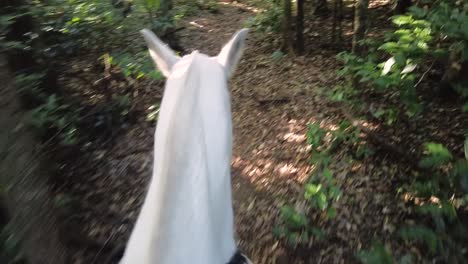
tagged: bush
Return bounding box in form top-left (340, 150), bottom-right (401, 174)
top-left (337, 0), bottom-right (468, 117)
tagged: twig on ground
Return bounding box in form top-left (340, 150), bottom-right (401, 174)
top-left (414, 60), bottom-right (435, 88)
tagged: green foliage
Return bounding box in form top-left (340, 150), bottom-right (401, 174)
top-left (173, 0), bottom-right (218, 22)
top-left (370, 107), bottom-right (398, 125)
top-left (195, 0), bottom-right (219, 12)
top-left (419, 142), bottom-right (453, 168)
top-left (327, 84), bottom-right (357, 103)
top-left (0, 11), bottom-right (29, 52)
top-left (52, 0), bottom-right (120, 48)
top-left (275, 121), bottom-right (367, 246)
top-left (306, 122), bottom-right (326, 146)
top-left (140, 0), bottom-right (160, 13)
top-left (14, 73), bottom-right (46, 101)
top-left (245, 1), bottom-right (282, 33)
top-left (357, 241), bottom-right (394, 264)
top-left (337, 0), bottom-right (468, 120)
top-left (107, 52), bottom-right (163, 79)
top-left (0, 223), bottom-right (25, 264)
top-left (400, 225), bottom-right (439, 254)
top-left (273, 205), bottom-right (324, 247)
top-left (29, 95), bottom-right (79, 146)
top-left (401, 141), bottom-right (468, 262)
top-left (304, 168), bottom-right (341, 218)
top-left (337, 11), bottom-right (434, 116)
top-left (271, 50), bottom-right (285, 61)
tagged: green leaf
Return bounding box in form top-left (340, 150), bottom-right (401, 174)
top-left (317, 193), bottom-right (328, 210)
top-left (310, 227), bottom-right (325, 239)
top-left (392, 15), bottom-right (414, 26)
top-left (322, 168), bottom-right (333, 182)
top-left (394, 53), bottom-right (406, 67)
top-left (329, 186), bottom-right (341, 200)
top-left (307, 122), bottom-right (325, 146)
top-left (419, 142), bottom-right (453, 168)
top-left (326, 207), bottom-right (336, 218)
top-left (378, 42), bottom-right (399, 53)
top-left (409, 6), bottom-right (428, 18)
top-left (304, 183), bottom-right (322, 199)
top-left (357, 241), bottom-right (394, 264)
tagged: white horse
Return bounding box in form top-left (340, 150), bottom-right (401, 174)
top-left (119, 28), bottom-right (251, 264)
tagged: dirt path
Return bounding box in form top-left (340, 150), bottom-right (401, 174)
top-left (64, 2), bottom-right (410, 263)
top-left (174, 2), bottom-right (410, 263)
top-left (174, 2), bottom-right (402, 263)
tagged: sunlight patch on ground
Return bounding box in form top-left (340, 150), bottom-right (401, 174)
top-left (282, 132), bottom-right (306, 143)
top-left (369, 0), bottom-right (392, 9)
top-left (232, 155), bottom-right (312, 184)
top-left (219, 0), bottom-right (261, 13)
top-left (189, 21), bottom-right (205, 28)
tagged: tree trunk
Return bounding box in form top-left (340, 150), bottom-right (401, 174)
top-left (394, 0), bottom-right (412, 14)
top-left (296, 0), bottom-right (305, 54)
top-left (282, 0), bottom-right (294, 54)
top-left (1, 2), bottom-right (69, 263)
top-left (1, 54), bottom-right (69, 264)
top-left (160, 0), bottom-right (173, 15)
top-left (3, 0), bottom-right (36, 74)
top-left (332, 0), bottom-right (343, 44)
top-left (352, 0), bottom-right (369, 54)
top-left (313, 0), bottom-right (329, 16)
top-left (337, 0), bottom-right (343, 43)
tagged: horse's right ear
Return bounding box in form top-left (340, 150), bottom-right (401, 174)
top-left (217, 28), bottom-right (249, 79)
top-left (140, 29), bottom-right (180, 78)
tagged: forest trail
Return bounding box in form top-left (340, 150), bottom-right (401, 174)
top-left (173, 2), bottom-right (400, 263)
top-left (66, 2), bottom-right (408, 263)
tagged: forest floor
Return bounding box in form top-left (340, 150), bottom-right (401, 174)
top-left (56, 1), bottom-right (466, 264)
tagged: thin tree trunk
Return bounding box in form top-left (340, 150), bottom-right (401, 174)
top-left (313, 0), bottom-right (329, 16)
top-left (160, 0), bottom-right (173, 15)
top-left (351, 0), bottom-right (356, 31)
top-left (352, 0), bottom-right (369, 54)
top-left (296, 0), bottom-right (305, 54)
top-left (394, 0), bottom-right (412, 14)
top-left (332, 0), bottom-right (337, 43)
top-left (1, 2), bottom-right (69, 263)
top-left (1, 55), bottom-right (69, 264)
top-left (282, 0), bottom-right (294, 54)
top-left (337, 0), bottom-right (343, 43)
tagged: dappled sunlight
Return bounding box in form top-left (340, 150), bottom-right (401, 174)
top-left (402, 191), bottom-right (453, 209)
top-left (231, 115), bottom-right (351, 190)
top-left (219, 0), bottom-right (261, 13)
top-left (282, 132), bottom-right (306, 143)
top-left (351, 162), bottom-right (363, 172)
top-left (189, 21), bottom-right (205, 29)
top-left (232, 155), bottom-right (312, 184)
top-left (369, 0), bottom-right (392, 9)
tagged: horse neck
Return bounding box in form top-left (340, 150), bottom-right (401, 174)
top-left (120, 58), bottom-right (237, 264)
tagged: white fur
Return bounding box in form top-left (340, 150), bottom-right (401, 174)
top-left (119, 29), bottom-right (249, 264)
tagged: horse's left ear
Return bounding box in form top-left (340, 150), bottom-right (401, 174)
top-left (140, 28), bottom-right (180, 78)
top-left (217, 28), bottom-right (249, 79)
